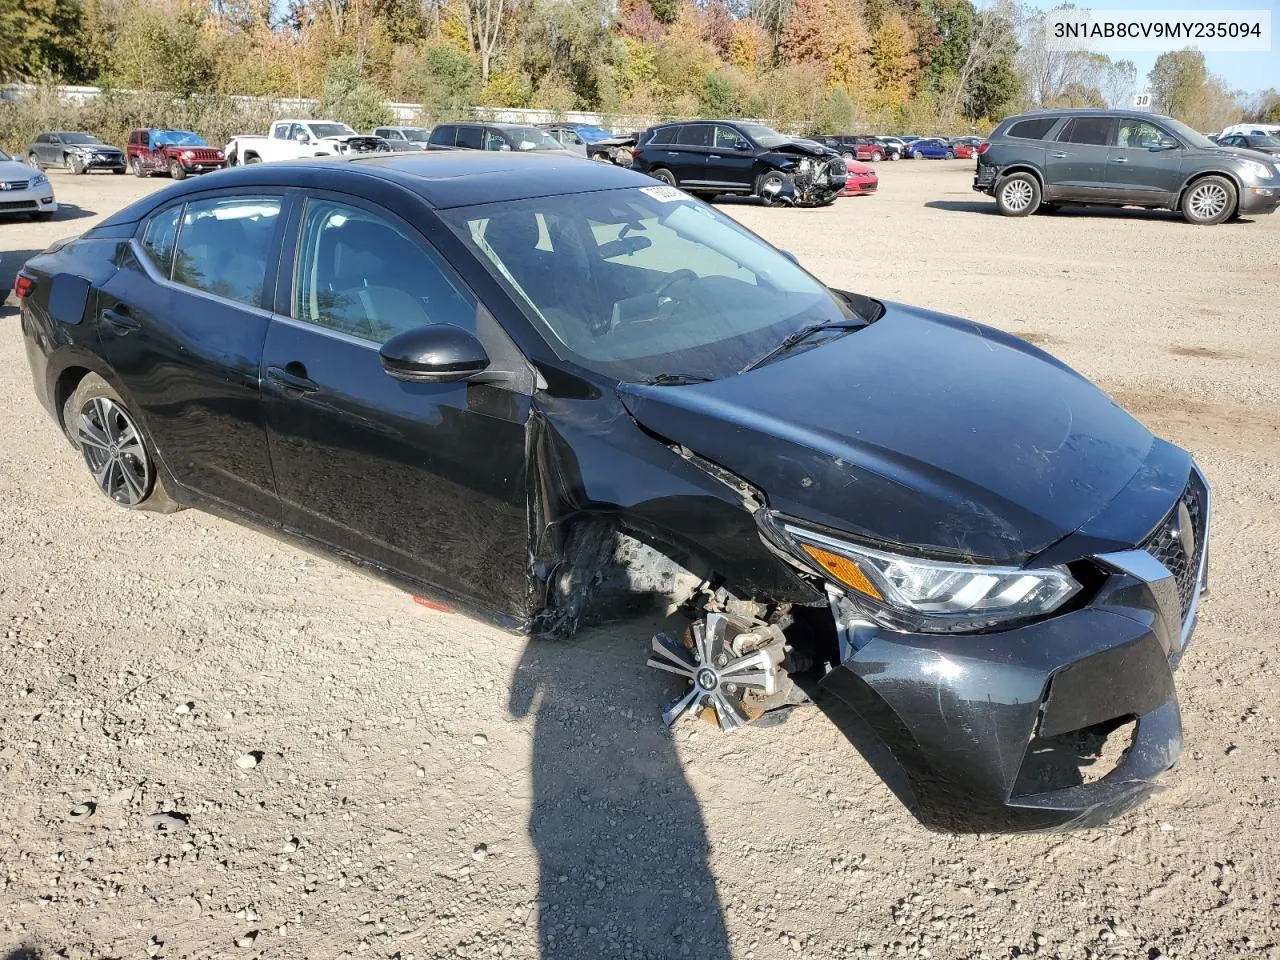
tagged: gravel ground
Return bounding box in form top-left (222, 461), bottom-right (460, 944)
top-left (1, 161), bottom-right (1278, 960)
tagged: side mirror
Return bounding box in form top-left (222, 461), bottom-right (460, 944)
top-left (1150, 137), bottom-right (1180, 151)
top-left (779, 249), bottom-right (800, 264)
top-left (295, 131), bottom-right (310, 143)
top-left (735, 139), bottom-right (750, 151)
top-left (379, 324), bottom-right (490, 383)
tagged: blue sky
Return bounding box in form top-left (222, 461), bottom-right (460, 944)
top-left (1013, 0), bottom-right (1279, 93)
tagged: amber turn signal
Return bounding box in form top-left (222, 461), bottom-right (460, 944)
top-left (800, 543), bottom-right (883, 600)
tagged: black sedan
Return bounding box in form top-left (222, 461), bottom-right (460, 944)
top-left (17, 153), bottom-right (1208, 832)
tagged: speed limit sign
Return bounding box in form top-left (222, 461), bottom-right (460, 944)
top-left (1133, 92), bottom-right (1153, 111)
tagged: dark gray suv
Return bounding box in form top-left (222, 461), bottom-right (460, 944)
top-left (975, 109), bottom-right (1280, 225)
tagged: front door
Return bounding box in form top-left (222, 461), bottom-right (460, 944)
top-left (1046, 116), bottom-right (1115, 200)
top-left (95, 191), bottom-right (287, 520)
top-left (707, 125), bottom-right (756, 190)
top-left (260, 193), bottom-right (531, 614)
top-left (1105, 117), bottom-right (1184, 204)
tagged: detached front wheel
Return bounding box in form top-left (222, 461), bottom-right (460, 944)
top-left (995, 172), bottom-right (1040, 216)
top-left (1181, 176), bottom-right (1236, 225)
top-left (63, 375), bottom-right (179, 512)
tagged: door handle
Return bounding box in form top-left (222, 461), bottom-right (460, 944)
top-left (266, 364), bottom-right (319, 393)
top-left (708, 154), bottom-right (722, 160)
top-left (1110, 157), bottom-right (1129, 163)
top-left (1050, 152), bottom-right (1069, 158)
top-left (101, 306), bottom-right (139, 331)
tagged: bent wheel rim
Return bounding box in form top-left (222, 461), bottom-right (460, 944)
top-left (77, 397), bottom-right (151, 505)
top-left (1189, 183), bottom-right (1228, 220)
top-left (1001, 179), bottom-right (1034, 211)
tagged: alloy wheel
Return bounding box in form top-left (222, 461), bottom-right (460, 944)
top-left (1188, 182), bottom-right (1228, 221)
top-left (1001, 179), bottom-right (1034, 213)
top-left (77, 397), bottom-right (151, 505)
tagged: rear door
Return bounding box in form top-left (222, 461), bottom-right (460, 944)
top-left (95, 190), bottom-right (288, 520)
top-left (259, 192), bottom-right (531, 612)
top-left (1047, 116), bottom-right (1115, 199)
top-left (1105, 117), bottom-right (1183, 204)
top-left (669, 124), bottom-right (712, 185)
top-left (456, 125), bottom-right (485, 151)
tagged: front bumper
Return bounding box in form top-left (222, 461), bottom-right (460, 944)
top-left (78, 153), bottom-right (126, 171)
top-left (841, 177), bottom-right (879, 196)
top-left (1238, 183), bottom-right (1280, 215)
top-left (817, 467), bottom-right (1209, 833)
top-left (181, 162), bottom-right (228, 173)
top-left (0, 182), bottom-right (57, 216)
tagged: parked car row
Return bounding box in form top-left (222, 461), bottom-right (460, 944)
top-left (25, 128), bottom-right (226, 180)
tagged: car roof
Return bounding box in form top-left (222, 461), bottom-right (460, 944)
top-left (98, 152), bottom-right (653, 219)
top-left (1005, 108), bottom-right (1173, 120)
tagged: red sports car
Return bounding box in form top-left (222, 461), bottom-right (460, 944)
top-left (841, 159), bottom-right (878, 196)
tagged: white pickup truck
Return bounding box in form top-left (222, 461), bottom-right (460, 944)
top-left (224, 119), bottom-right (390, 165)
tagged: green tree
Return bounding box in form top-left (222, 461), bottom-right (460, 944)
top-left (1148, 48), bottom-right (1207, 119)
top-left (318, 56), bottom-right (394, 128)
top-left (112, 4), bottom-right (214, 95)
top-left (817, 83), bottom-right (856, 134)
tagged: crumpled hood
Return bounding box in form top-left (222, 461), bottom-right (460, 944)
top-left (618, 304), bottom-right (1159, 563)
top-left (777, 138), bottom-right (839, 157)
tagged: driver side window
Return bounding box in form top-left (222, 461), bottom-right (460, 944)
top-left (1116, 119), bottom-right (1165, 149)
top-left (293, 199), bottom-right (475, 345)
top-left (714, 126), bottom-right (743, 150)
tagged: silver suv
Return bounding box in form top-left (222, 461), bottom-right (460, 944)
top-left (974, 109), bottom-right (1280, 225)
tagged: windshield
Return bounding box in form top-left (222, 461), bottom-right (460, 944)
top-left (152, 130), bottom-right (206, 147)
top-left (403, 127), bottom-right (430, 141)
top-left (1159, 117), bottom-right (1215, 149)
top-left (439, 186), bottom-right (862, 381)
top-left (736, 123), bottom-right (788, 148)
top-left (309, 122), bottom-right (357, 138)
top-left (60, 132), bottom-right (100, 144)
top-left (505, 127), bottom-right (565, 152)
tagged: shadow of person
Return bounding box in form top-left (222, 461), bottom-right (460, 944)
top-left (509, 609), bottom-right (733, 960)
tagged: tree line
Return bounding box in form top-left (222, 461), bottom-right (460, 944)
top-left (2, 0), bottom-right (1277, 136)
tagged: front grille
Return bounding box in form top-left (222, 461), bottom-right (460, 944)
top-left (1140, 471), bottom-right (1208, 620)
top-left (0, 200), bottom-right (37, 211)
top-left (1, 179), bottom-right (30, 190)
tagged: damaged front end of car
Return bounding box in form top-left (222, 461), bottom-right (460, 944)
top-left (761, 144), bottom-right (848, 207)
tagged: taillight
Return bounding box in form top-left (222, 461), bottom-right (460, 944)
top-left (13, 273), bottom-right (35, 299)
top-left (978, 142), bottom-right (991, 155)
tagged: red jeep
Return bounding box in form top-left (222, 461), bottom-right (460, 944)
top-left (127, 128), bottom-right (226, 180)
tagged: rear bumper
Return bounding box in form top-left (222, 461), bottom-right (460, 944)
top-left (973, 164), bottom-right (998, 194)
top-left (818, 469), bottom-right (1209, 833)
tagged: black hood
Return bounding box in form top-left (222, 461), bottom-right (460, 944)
top-left (618, 305), bottom-right (1159, 564)
top-left (776, 138), bottom-right (839, 157)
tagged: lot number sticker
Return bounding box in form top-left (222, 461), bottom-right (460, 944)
top-left (640, 185), bottom-right (685, 203)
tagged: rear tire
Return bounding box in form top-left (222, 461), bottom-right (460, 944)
top-left (63, 374), bottom-right (180, 513)
top-left (945, 150), bottom-right (955, 160)
top-left (994, 172), bottom-right (1041, 216)
top-left (1180, 175), bottom-right (1236, 225)
top-left (169, 159), bottom-right (187, 180)
top-left (649, 167), bottom-right (677, 187)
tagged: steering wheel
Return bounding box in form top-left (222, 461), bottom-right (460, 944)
top-left (655, 269), bottom-right (697, 304)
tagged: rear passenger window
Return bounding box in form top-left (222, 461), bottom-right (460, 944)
top-left (172, 196), bottom-right (281, 308)
top-left (649, 127), bottom-right (675, 145)
top-left (1007, 118), bottom-right (1058, 140)
top-left (140, 205), bottom-right (182, 277)
top-left (293, 199), bottom-right (475, 344)
top-left (428, 125), bottom-right (455, 146)
top-left (676, 125), bottom-right (712, 147)
top-left (456, 126), bottom-right (484, 150)
top-left (1058, 117), bottom-right (1114, 146)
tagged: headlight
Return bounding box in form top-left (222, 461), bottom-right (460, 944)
top-left (180, 150), bottom-right (195, 160)
top-left (1240, 159), bottom-right (1275, 180)
top-left (32, 173), bottom-right (49, 186)
top-left (779, 522), bottom-right (1081, 633)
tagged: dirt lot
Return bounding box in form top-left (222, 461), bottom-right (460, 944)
top-left (1, 161), bottom-right (1278, 960)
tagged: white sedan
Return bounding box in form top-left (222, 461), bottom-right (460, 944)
top-left (0, 149), bottom-right (57, 220)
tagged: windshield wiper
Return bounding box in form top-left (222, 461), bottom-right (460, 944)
top-left (740, 320), bottom-right (863, 373)
top-left (636, 373), bottom-right (714, 386)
